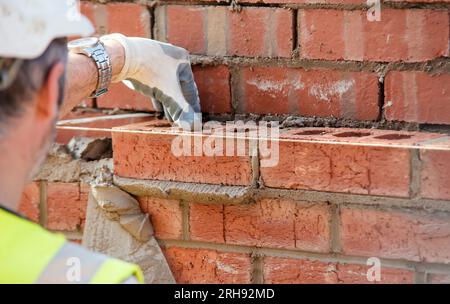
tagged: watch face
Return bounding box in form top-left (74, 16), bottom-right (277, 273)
top-left (68, 37), bottom-right (99, 49)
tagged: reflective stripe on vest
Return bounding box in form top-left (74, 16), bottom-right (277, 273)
top-left (0, 208), bottom-right (144, 284)
top-left (35, 242), bottom-right (107, 283)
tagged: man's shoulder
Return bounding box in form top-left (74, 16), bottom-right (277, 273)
top-left (0, 207), bottom-right (142, 284)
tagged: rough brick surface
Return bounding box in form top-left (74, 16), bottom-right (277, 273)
top-left (420, 150), bottom-right (450, 201)
top-left (428, 274), bottom-right (450, 284)
top-left (163, 247), bottom-right (252, 283)
top-left (225, 199), bottom-right (299, 249)
top-left (189, 199), bottom-right (331, 252)
top-left (139, 197), bottom-right (183, 240)
top-left (81, 1), bottom-right (150, 37)
top-left (294, 203), bottom-right (332, 252)
top-left (189, 204), bottom-right (225, 243)
top-left (340, 207), bottom-right (450, 263)
top-left (237, 66), bottom-right (379, 119)
top-left (260, 142), bottom-right (411, 197)
top-left (106, 3), bottom-right (151, 37)
top-left (193, 65), bottom-right (232, 114)
top-left (46, 183), bottom-right (87, 231)
top-left (385, 71), bottom-right (450, 124)
top-left (157, 6), bottom-right (293, 57)
top-left (264, 257), bottom-right (337, 283)
top-left (228, 7), bottom-right (292, 57)
top-left (113, 124), bottom-right (253, 186)
top-left (163, 6), bottom-right (205, 54)
top-left (336, 264), bottom-right (414, 284)
top-left (263, 257), bottom-right (414, 283)
top-left (18, 183), bottom-right (40, 223)
top-left (226, 200), bottom-right (331, 252)
top-left (299, 9), bottom-right (449, 62)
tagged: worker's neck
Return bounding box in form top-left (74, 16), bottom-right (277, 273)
top-left (0, 138), bottom-right (31, 212)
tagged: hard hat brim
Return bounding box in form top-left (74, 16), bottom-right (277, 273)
top-left (0, 6), bottom-right (94, 59)
top-left (12, 15), bottom-right (94, 60)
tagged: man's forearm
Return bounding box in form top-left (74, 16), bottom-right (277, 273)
top-left (61, 39), bottom-right (125, 117)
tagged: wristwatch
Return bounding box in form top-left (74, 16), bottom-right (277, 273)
top-left (68, 37), bottom-right (112, 98)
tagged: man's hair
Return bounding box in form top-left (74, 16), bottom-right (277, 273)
top-left (0, 38), bottom-right (68, 124)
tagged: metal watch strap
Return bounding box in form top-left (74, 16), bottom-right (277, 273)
top-left (89, 41), bottom-right (112, 98)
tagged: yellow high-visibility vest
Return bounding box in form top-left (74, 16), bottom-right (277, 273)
top-left (0, 208), bottom-right (144, 284)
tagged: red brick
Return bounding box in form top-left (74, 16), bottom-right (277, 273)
top-left (260, 140), bottom-right (411, 197)
top-left (46, 183), bottom-right (87, 231)
top-left (163, 247), bottom-right (251, 283)
top-left (81, 2), bottom-right (150, 37)
top-left (299, 9), bottom-right (449, 62)
top-left (238, 66), bottom-right (379, 119)
top-left (225, 199), bottom-right (295, 249)
top-left (385, 71), bottom-right (450, 124)
top-left (264, 257), bottom-right (337, 283)
top-left (428, 274), bottom-right (450, 284)
top-left (96, 83), bottom-right (154, 111)
top-left (18, 183), bottom-right (40, 222)
top-left (165, 6), bottom-right (206, 54)
top-left (192, 65), bottom-right (232, 114)
top-left (420, 150), bottom-right (450, 201)
top-left (139, 197), bottom-right (182, 240)
top-left (112, 122), bottom-right (253, 186)
top-left (340, 207), bottom-right (450, 263)
top-left (158, 6), bottom-right (293, 57)
top-left (280, 126), bottom-right (441, 146)
top-left (228, 7), bottom-right (292, 57)
top-left (264, 257), bottom-right (414, 284)
top-left (294, 203), bottom-right (332, 252)
top-left (336, 264), bottom-right (414, 284)
top-left (189, 204), bottom-right (225, 243)
top-left (189, 199), bottom-right (331, 251)
top-left (224, 199), bottom-right (331, 252)
top-left (106, 3), bottom-right (151, 37)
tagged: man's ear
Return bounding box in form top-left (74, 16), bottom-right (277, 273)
top-left (35, 62), bottom-right (65, 120)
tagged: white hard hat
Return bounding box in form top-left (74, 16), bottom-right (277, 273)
top-left (0, 0), bottom-right (94, 59)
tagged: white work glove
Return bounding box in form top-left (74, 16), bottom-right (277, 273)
top-left (100, 33), bottom-right (201, 130)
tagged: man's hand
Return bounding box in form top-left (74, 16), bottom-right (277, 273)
top-left (100, 34), bottom-right (201, 130)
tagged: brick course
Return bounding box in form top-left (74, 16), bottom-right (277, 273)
top-left (299, 9), bottom-right (449, 62)
top-left (340, 207), bottom-right (450, 264)
top-left (156, 6), bottom-right (293, 58)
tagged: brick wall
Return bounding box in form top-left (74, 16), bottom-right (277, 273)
top-left (18, 0), bottom-right (450, 284)
top-left (76, 0), bottom-right (449, 126)
top-left (22, 116), bottom-right (450, 283)
top-left (75, 0), bottom-right (450, 124)
top-left (108, 122), bottom-right (450, 284)
top-left (19, 181), bottom-right (87, 243)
